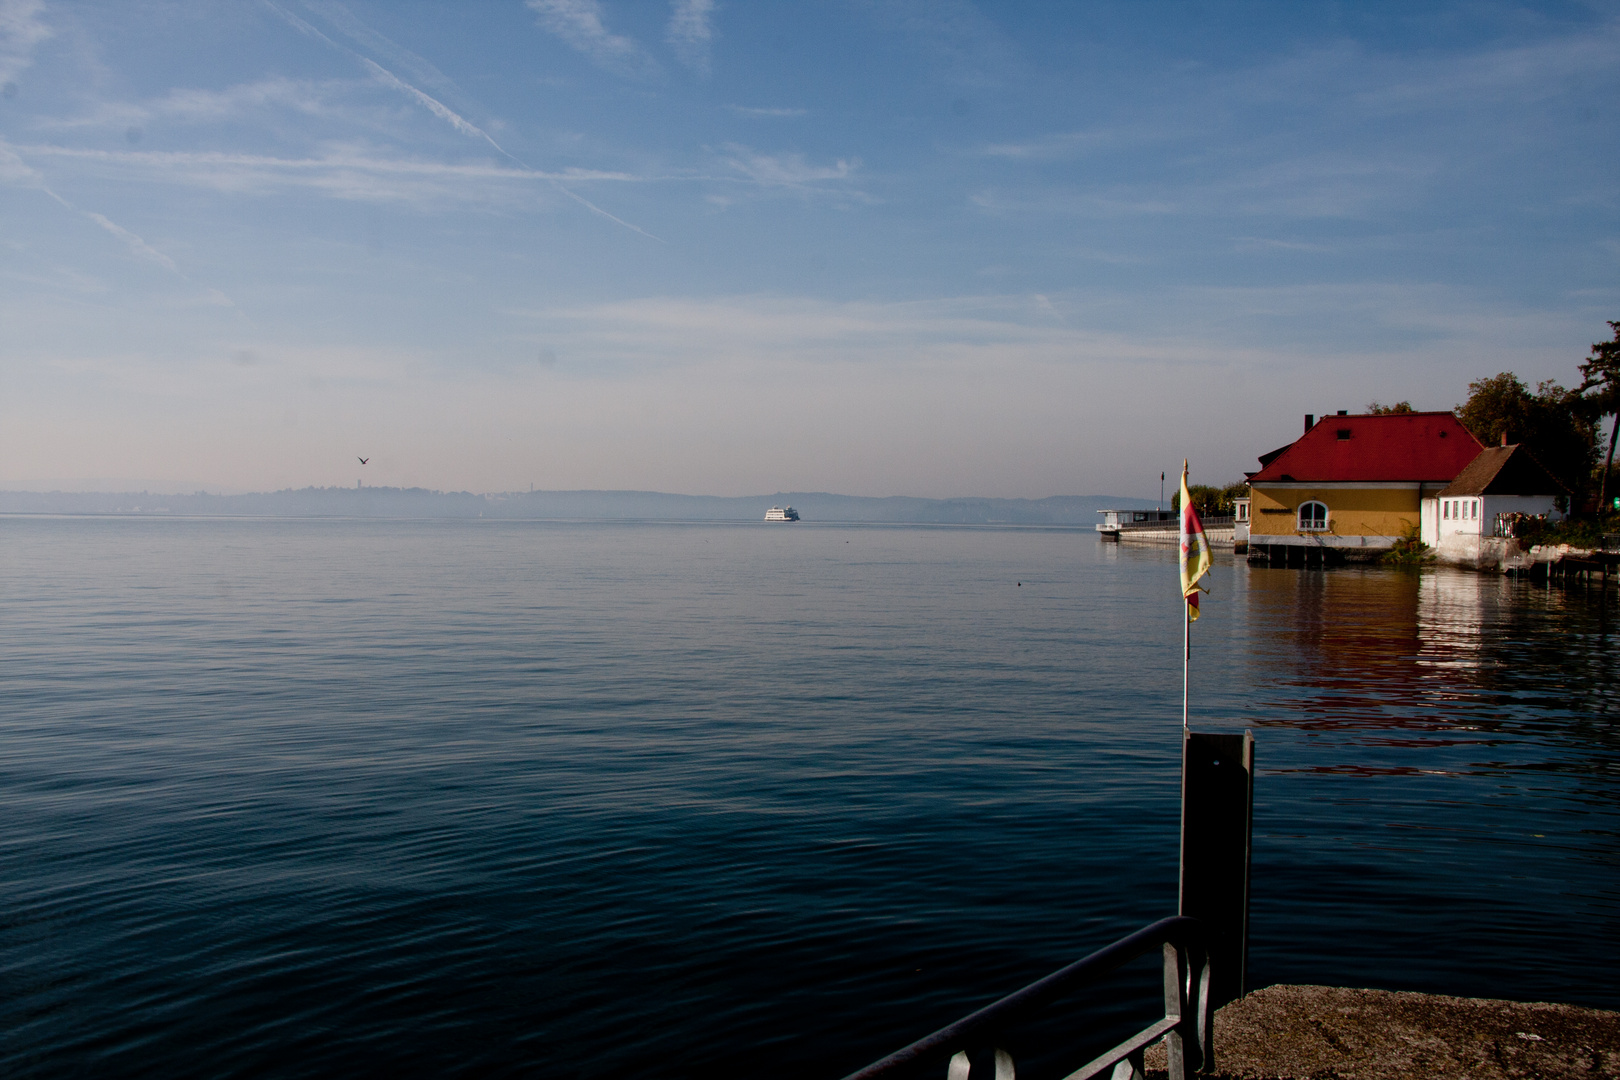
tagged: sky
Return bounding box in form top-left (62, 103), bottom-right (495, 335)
top-left (1, 0), bottom-right (1616, 498)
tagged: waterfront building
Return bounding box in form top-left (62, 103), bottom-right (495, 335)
top-left (1419, 443), bottom-right (1567, 559)
top-left (1246, 411), bottom-right (1482, 564)
top-left (1095, 507), bottom-right (1178, 537)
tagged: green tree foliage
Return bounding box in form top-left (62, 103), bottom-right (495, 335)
top-left (1577, 321), bottom-right (1620, 506)
top-left (1172, 482), bottom-right (1249, 515)
top-left (1455, 373), bottom-right (1596, 499)
top-left (1365, 400), bottom-right (1414, 414)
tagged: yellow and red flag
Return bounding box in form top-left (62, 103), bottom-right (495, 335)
top-left (1178, 461), bottom-right (1212, 621)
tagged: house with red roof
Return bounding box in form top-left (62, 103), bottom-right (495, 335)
top-left (1247, 411), bottom-right (1483, 564)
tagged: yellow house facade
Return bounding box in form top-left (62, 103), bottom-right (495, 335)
top-left (1246, 411), bottom-right (1483, 564)
top-left (1249, 483), bottom-right (1430, 538)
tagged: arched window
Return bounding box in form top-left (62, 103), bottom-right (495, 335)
top-left (1298, 501), bottom-right (1328, 531)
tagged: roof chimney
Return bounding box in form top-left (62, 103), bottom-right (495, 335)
top-left (1337, 410), bottom-right (1348, 416)
top-left (1304, 413), bottom-right (1315, 434)
top-left (1501, 431), bottom-right (1508, 447)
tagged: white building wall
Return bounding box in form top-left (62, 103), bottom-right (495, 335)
top-left (1420, 497), bottom-right (1441, 547)
top-left (1422, 493), bottom-right (1564, 568)
top-left (1423, 494), bottom-right (1562, 547)
top-left (1422, 496), bottom-right (1485, 545)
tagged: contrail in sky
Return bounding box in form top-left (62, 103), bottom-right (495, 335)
top-left (3, 135), bottom-right (238, 296)
top-left (260, 0), bottom-right (663, 242)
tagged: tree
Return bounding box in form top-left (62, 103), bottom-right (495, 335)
top-left (1172, 481), bottom-right (1249, 516)
top-left (1577, 321), bottom-right (1620, 509)
top-left (1365, 400), bottom-right (1414, 414)
top-left (1455, 373), bottom-right (1596, 501)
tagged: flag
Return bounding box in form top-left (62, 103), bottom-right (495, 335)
top-left (1179, 461), bottom-right (1211, 621)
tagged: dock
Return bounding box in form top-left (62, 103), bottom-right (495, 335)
top-left (1114, 524), bottom-right (1236, 547)
top-left (1097, 511), bottom-right (1236, 548)
top-left (1143, 984), bottom-right (1619, 1079)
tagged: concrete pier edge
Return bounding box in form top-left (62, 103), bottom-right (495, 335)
top-left (1141, 984), bottom-right (1619, 1079)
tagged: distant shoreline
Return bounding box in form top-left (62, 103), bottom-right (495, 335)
top-left (0, 488), bottom-right (1161, 527)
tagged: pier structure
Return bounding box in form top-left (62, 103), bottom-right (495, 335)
top-left (1143, 984), bottom-right (1619, 1079)
top-left (842, 732), bottom-right (1254, 1080)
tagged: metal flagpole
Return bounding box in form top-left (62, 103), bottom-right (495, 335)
top-left (1183, 596), bottom-right (1190, 730)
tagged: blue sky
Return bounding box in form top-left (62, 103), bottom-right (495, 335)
top-left (1, 1), bottom-right (1616, 497)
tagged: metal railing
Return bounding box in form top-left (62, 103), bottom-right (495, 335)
top-left (1110, 515), bottom-right (1233, 533)
top-left (840, 916), bottom-right (1211, 1080)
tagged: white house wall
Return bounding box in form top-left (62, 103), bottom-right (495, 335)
top-left (1420, 498), bottom-right (1441, 547)
top-left (1422, 496), bottom-right (1484, 544)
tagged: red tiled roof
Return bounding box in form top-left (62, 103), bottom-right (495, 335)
top-left (1249, 412), bottom-right (1483, 484)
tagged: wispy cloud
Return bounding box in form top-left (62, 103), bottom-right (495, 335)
top-left (0, 134), bottom-right (41, 183)
top-left (972, 143), bottom-right (1433, 222)
top-left (721, 145), bottom-right (863, 198)
top-left (1348, 23), bottom-right (1620, 113)
top-left (0, 0), bottom-right (50, 87)
top-left (861, 0), bottom-right (1019, 89)
top-left (982, 130), bottom-right (1120, 161)
top-left (35, 77), bottom-right (348, 131)
top-left (503, 285), bottom-right (1585, 382)
top-left (264, 1), bottom-right (512, 158)
top-left (0, 136), bottom-right (205, 286)
top-left (1233, 236), bottom-right (1333, 255)
top-left (666, 0), bottom-right (714, 76)
top-left (727, 105), bottom-right (807, 118)
top-left (12, 142), bottom-right (642, 206)
top-left (527, 0), bottom-right (657, 78)
top-left (969, 188), bottom-right (1178, 218)
top-left (301, 0), bottom-right (471, 106)
top-left (261, 0), bottom-right (660, 238)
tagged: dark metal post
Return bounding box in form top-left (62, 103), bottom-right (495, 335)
top-left (1178, 730), bottom-right (1254, 1012)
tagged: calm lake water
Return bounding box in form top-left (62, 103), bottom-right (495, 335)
top-left (1, 518), bottom-right (1615, 1077)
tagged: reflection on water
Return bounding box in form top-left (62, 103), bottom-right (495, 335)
top-left (0, 523), bottom-right (1615, 1079)
top-left (1245, 562), bottom-right (1620, 749)
top-left (1216, 560), bottom-right (1619, 1007)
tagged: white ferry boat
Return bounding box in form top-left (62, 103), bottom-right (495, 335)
top-left (764, 506), bottom-right (800, 522)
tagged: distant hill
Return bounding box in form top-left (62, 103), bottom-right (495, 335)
top-left (0, 487), bottom-right (1162, 525)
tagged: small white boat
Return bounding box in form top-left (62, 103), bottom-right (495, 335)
top-left (764, 506), bottom-right (800, 522)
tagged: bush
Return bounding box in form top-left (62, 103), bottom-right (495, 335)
top-left (1381, 522), bottom-right (1432, 566)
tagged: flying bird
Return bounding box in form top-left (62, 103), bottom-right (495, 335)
top-left (358, 457), bottom-right (369, 465)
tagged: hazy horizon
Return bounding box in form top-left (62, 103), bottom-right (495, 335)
top-left (2, 2), bottom-right (1614, 497)
top-left (0, 480), bottom-right (1168, 501)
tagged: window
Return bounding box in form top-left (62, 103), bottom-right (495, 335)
top-left (1443, 501), bottom-right (1450, 520)
top-left (1336, 429), bottom-right (1352, 440)
top-left (1298, 501), bottom-right (1328, 531)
